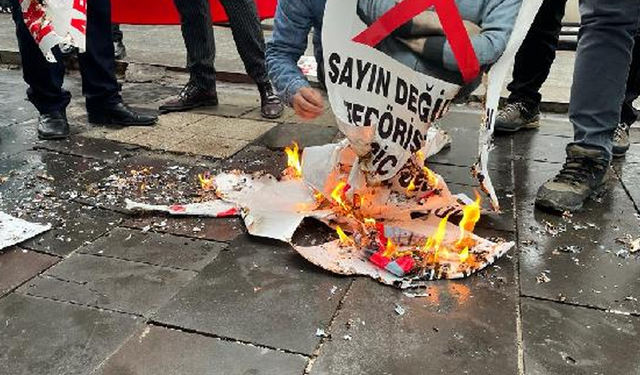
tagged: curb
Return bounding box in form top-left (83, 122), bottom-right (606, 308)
top-left (1, 48), bottom-right (570, 114)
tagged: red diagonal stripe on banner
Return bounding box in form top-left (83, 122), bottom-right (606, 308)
top-left (352, 0), bottom-right (480, 83)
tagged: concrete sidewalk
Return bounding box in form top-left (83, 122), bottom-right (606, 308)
top-left (0, 14), bottom-right (574, 111)
top-left (1, 65), bottom-right (640, 375)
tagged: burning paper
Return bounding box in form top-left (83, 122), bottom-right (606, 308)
top-left (0, 212), bottom-right (51, 251)
top-left (125, 0), bottom-right (545, 286)
top-left (18, 0), bottom-right (87, 62)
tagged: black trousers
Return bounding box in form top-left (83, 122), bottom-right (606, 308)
top-left (508, 0), bottom-right (640, 125)
top-left (10, 0), bottom-right (120, 114)
top-left (173, 0), bottom-right (268, 90)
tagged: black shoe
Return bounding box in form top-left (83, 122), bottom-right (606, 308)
top-left (612, 122), bottom-right (631, 158)
top-left (495, 102), bottom-right (540, 134)
top-left (114, 40), bottom-right (127, 60)
top-left (535, 145), bottom-right (610, 213)
top-left (88, 103), bottom-right (157, 126)
top-left (159, 83), bottom-right (218, 113)
top-left (259, 82), bottom-right (284, 119)
top-left (38, 111), bottom-right (69, 140)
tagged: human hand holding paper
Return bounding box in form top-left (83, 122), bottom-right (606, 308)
top-left (293, 87), bottom-right (325, 120)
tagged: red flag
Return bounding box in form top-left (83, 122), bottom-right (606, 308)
top-left (111, 0), bottom-right (278, 25)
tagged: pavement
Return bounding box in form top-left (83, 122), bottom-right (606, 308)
top-left (2, 16), bottom-right (640, 375)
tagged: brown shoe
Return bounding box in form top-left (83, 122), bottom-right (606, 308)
top-left (259, 83), bottom-right (284, 119)
top-left (159, 83), bottom-right (218, 113)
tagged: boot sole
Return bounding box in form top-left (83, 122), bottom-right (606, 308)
top-left (159, 100), bottom-right (218, 114)
top-left (495, 119), bottom-right (540, 134)
top-left (38, 133), bottom-right (69, 140)
top-left (612, 146), bottom-right (631, 158)
top-left (535, 181), bottom-right (608, 213)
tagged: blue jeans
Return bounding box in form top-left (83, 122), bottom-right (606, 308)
top-left (570, 0), bottom-right (640, 160)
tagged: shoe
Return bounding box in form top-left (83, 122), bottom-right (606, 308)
top-left (159, 83), bottom-right (218, 113)
top-left (535, 145), bottom-right (610, 213)
top-left (38, 111), bottom-right (69, 140)
top-left (114, 40), bottom-right (127, 60)
top-left (495, 102), bottom-right (540, 134)
top-left (259, 82), bottom-right (284, 119)
top-left (612, 122), bottom-right (631, 158)
top-left (88, 103), bottom-right (157, 126)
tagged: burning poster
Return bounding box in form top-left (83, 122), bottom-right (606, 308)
top-left (18, 0), bottom-right (87, 62)
top-left (0, 212), bottom-right (51, 251)
top-left (127, 0), bottom-right (543, 287)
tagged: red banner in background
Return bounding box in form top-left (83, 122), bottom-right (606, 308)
top-left (111, 0), bottom-right (278, 25)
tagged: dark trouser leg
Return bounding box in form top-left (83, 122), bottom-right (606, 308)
top-left (570, 0), bottom-right (640, 160)
top-left (173, 0), bottom-right (216, 90)
top-left (621, 34), bottom-right (640, 126)
top-left (78, 0), bottom-right (121, 112)
top-left (218, 0), bottom-right (269, 86)
top-left (10, 0), bottom-right (70, 114)
top-left (507, 0), bottom-right (568, 112)
top-left (112, 24), bottom-right (123, 43)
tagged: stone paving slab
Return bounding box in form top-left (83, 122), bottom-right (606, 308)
top-left (94, 325), bottom-right (308, 375)
top-left (617, 162), bottom-right (640, 207)
top-left (0, 293), bottom-right (141, 375)
top-left (0, 67), bottom-right (31, 127)
top-left (310, 232), bottom-right (518, 375)
top-left (79, 227), bottom-right (226, 271)
top-left (19, 253), bottom-right (197, 316)
top-left (515, 160), bottom-right (640, 314)
top-left (123, 216), bottom-right (244, 243)
top-left (260, 123), bottom-right (340, 150)
top-left (217, 145), bottom-right (286, 177)
top-left (0, 248), bottom-right (59, 297)
top-left (513, 132), bottom-right (571, 164)
top-left (34, 136), bottom-right (139, 161)
top-left (0, 120), bottom-right (38, 159)
top-left (153, 235), bottom-right (352, 355)
top-left (522, 298), bottom-right (640, 375)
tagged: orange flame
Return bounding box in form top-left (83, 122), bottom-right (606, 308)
top-left (456, 193), bottom-right (481, 249)
top-left (416, 150), bottom-right (425, 162)
top-left (459, 247), bottom-right (470, 263)
top-left (407, 177), bottom-right (417, 193)
top-left (331, 181), bottom-right (350, 211)
top-left (198, 172), bottom-right (215, 191)
top-left (423, 166), bottom-right (439, 189)
top-left (284, 142), bottom-right (303, 179)
top-left (383, 238), bottom-right (397, 258)
top-left (336, 226), bottom-right (354, 246)
top-left (364, 218), bottom-right (376, 226)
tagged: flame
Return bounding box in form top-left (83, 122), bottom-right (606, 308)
top-left (382, 238), bottom-right (397, 258)
top-left (284, 142), bottom-right (303, 179)
top-left (459, 247), bottom-right (470, 263)
top-left (198, 172), bottom-right (215, 191)
top-left (364, 218), bottom-right (376, 226)
top-left (336, 226), bottom-right (354, 246)
top-left (314, 191), bottom-right (325, 203)
top-left (424, 215), bottom-right (449, 253)
top-left (331, 180), bottom-right (350, 211)
top-left (456, 192), bottom-right (481, 249)
top-left (423, 166), bottom-right (439, 189)
top-left (416, 150), bottom-right (425, 162)
top-left (407, 177), bottom-right (417, 193)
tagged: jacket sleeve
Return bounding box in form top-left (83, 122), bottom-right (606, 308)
top-left (426, 0), bottom-right (522, 71)
top-left (266, 0), bottom-right (314, 106)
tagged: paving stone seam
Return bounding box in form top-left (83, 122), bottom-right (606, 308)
top-left (613, 168), bottom-right (640, 213)
top-left (192, 106), bottom-right (257, 120)
top-left (303, 277), bottom-right (356, 375)
top-left (77, 248), bottom-right (215, 273)
top-left (509, 137), bottom-right (527, 375)
top-left (146, 320), bottom-right (313, 359)
top-left (19, 291), bottom-right (145, 318)
top-left (520, 294), bottom-right (640, 318)
top-left (118, 222), bottom-right (240, 244)
top-left (0, 252), bottom-right (61, 303)
top-left (32, 143), bottom-right (134, 163)
top-left (88, 322), bottom-right (153, 375)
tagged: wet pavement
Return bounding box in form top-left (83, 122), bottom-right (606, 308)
top-left (1, 65), bottom-right (640, 375)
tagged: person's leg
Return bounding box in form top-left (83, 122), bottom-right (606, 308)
top-left (507, 0), bottom-right (568, 111)
top-left (78, 0), bottom-right (122, 113)
top-left (495, 0), bottom-right (568, 133)
top-left (218, 0), bottom-right (283, 118)
top-left (536, 0), bottom-right (640, 212)
top-left (173, 0), bottom-right (216, 89)
top-left (612, 33), bottom-right (640, 157)
top-left (10, 0), bottom-right (70, 114)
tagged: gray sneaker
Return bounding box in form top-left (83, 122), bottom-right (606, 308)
top-left (612, 122), bottom-right (631, 158)
top-left (495, 102), bottom-right (540, 134)
top-left (535, 145), bottom-right (610, 213)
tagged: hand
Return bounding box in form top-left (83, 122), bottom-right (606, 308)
top-left (293, 87), bottom-right (324, 120)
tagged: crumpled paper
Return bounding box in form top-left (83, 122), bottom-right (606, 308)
top-left (0, 212), bottom-right (51, 251)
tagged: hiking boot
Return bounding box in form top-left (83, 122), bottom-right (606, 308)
top-left (495, 102), bottom-right (540, 134)
top-left (612, 122), bottom-right (631, 158)
top-left (535, 145), bottom-right (610, 213)
top-left (258, 82), bottom-right (284, 119)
